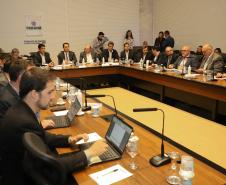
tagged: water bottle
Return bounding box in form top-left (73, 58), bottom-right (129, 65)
top-left (96, 57), bottom-right (100, 64)
top-left (140, 58), bottom-right (143, 68)
top-left (55, 77), bottom-right (61, 91)
top-left (102, 57), bottom-right (105, 64)
top-left (82, 58), bottom-right (85, 66)
top-left (68, 86), bottom-right (76, 104)
top-left (188, 65), bottom-right (191, 75)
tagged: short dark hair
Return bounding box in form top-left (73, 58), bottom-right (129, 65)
top-left (38, 44), bottom-right (45, 49)
top-left (108, 41), bottom-right (114, 46)
top-left (152, 46), bottom-right (160, 52)
top-left (9, 60), bottom-right (29, 82)
top-left (124, 42), bottom-right (129, 47)
top-left (98, 32), bottom-right (104, 36)
top-left (164, 30), bottom-right (170, 35)
top-left (2, 59), bottom-right (12, 73)
top-left (63, 42), bottom-right (69, 48)
top-left (19, 67), bottom-right (55, 99)
top-left (215, 48), bottom-right (222, 53)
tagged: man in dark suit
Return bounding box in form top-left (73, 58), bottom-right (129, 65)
top-left (169, 45), bottom-right (199, 70)
top-left (150, 46), bottom-right (165, 66)
top-left (162, 30), bottom-right (175, 50)
top-left (135, 45), bottom-right (153, 64)
top-left (196, 44), bottom-right (224, 74)
top-left (57, 42), bottom-right (77, 65)
top-left (0, 67), bottom-right (107, 185)
top-left (79, 44), bottom-right (97, 63)
top-left (162, 46), bottom-right (179, 68)
top-left (102, 41), bottom-right (119, 62)
top-left (120, 42), bottom-right (136, 62)
top-left (33, 44), bottom-right (53, 67)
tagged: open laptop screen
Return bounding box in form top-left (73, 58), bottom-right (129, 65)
top-left (67, 96), bottom-right (81, 121)
top-left (106, 116), bottom-right (133, 154)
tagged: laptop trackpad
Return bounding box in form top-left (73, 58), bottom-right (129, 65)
top-left (90, 156), bottom-right (102, 165)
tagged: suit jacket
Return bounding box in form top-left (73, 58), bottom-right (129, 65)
top-left (162, 53), bottom-right (179, 67)
top-left (102, 49), bottom-right (119, 62)
top-left (173, 54), bottom-right (199, 70)
top-left (0, 83), bottom-right (20, 119)
top-left (57, 51), bottom-right (77, 65)
top-left (135, 51), bottom-right (153, 63)
top-left (162, 36), bottom-right (175, 50)
top-left (199, 53), bottom-right (224, 73)
top-left (120, 49), bottom-right (136, 61)
top-left (152, 53), bottom-right (166, 66)
top-left (0, 101), bottom-right (87, 185)
top-left (79, 51), bottom-right (97, 63)
top-left (33, 52), bottom-right (52, 67)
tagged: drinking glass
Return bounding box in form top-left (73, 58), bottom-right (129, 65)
top-left (126, 134), bottom-right (139, 170)
top-left (179, 156), bottom-right (194, 182)
top-left (166, 151), bottom-right (181, 185)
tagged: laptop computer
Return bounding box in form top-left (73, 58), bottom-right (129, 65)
top-left (46, 96), bottom-right (81, 128)
top-left (81, 115), bottom-right (133, 165)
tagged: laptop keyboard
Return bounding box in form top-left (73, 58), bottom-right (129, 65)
top-left (51, 116), bottom-right (70, 128)
top-left (99, 146), bottom-right (118, 161)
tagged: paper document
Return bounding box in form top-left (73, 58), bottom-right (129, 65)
top-left (89, 164), bottom-right (132, 185)
top-left (53, 110), bottom-right (68, 116)
top-left (76, 132), bottom-right (102, 144)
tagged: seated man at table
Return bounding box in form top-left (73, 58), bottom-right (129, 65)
top-left (102, 41), bottom-right (119, 62)
top-left (163, 46), bottom-right (179, 68)
top-left (57, 42), bottom-right (77, 65)
top-left (0, 60), bottom-right (54, 129)
top-left (120, 42), bottom-right (136, 62)
top-left (79, 44), bottom-right (97, 64)
top-left (169, 45), bottom-right (199, 70)
top-left (0, 67), bottom-right (108, 185)
top-left (33, 44), bottom-right (54, 67)
top-left (150, 46), bottom-right (165, 66)
top-left (195, 44), bottom-right (224, 74)
top-left (135, 45), bottom-right (153, 64)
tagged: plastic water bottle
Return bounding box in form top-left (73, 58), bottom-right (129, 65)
top-left (140, 58), bottom-right (143, 68)
top-left (102, 57), bottom-right (105, 64)
top-left (188, 65), bottom-right (191, 75)
top-left (82, 58), bottom-right (85, 66)
top-left (96, 57), bottom-right (100, 64)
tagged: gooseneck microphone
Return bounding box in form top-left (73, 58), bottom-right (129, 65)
top-left (80, 78), bottom-right (91, 111)
top-left (132, 107), bottom-right (171, 167)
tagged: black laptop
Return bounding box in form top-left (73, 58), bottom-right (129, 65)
top-left (81, 115), bottom-right (133, 165)
top-left (46, 97), bottom-right (81, 128)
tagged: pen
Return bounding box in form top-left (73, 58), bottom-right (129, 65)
top-left (102, 168), bottom-right (119, 177)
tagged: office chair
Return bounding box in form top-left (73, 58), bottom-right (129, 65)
top-left (23, 132), bottom-right (67, 185)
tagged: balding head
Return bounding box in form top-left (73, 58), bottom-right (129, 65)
top-left (165, 46), bottom-right (174, 56)
top-left (84, 44), bottom-right (92, 54)
top-left (181, 45), bottom-right (191, 57)
top-left (202, 44), bottom-right (214, 57)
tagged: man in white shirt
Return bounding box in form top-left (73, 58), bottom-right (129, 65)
top-left (79, 44), bottom-right (97, 64)
top-left (57, 42), bottom-right (77, 65)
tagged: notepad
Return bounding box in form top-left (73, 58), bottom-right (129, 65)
top-left (89, 164), bottom-right (132, 185)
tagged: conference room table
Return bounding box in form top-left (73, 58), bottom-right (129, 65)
top-left (49, 63), bottom-right (226, 121)
top-left (42, 98), bottom-right (226, 185)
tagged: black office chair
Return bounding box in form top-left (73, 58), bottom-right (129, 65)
top-left (23, 132), bottom-right (67, 185)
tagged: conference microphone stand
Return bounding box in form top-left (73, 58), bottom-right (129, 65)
top-left (133, 108), bottom-right (171, 167)
top-left (80, 78), bottom-right (91, 111)
top-left (210, 60), bottom-right (217, 81)
top-left (86, 94), bottom-right (118, 121)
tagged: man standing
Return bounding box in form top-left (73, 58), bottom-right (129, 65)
top-left (57, 42), bottom-right (77, 65)
top-left (162, 30), bottom-right (175, 50)
top-left (0, 67), bottom-right (107, 185)
top-left (93, 32), bottom-right (109, 54)
top-left (33, 44), bottom-right (53, 67)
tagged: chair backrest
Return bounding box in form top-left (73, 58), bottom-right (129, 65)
top-left (23, 132), bottom-right (66, 185)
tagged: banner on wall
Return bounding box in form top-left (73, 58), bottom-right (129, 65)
top-left (25, 15), bottom-right (42, 36)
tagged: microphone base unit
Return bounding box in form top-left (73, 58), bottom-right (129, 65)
top-left (82, 106), bottom-right (91, 112)
top-left (149, 154), bottom-right (171, 167)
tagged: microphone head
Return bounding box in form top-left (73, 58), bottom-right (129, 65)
top-left (133, 108), bottom-right (158, 112)
top-left (86, 94), bottom-right (106, 98)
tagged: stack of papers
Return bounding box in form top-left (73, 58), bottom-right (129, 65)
top-left (89, 164), bottom-right (133, 185)
top-left (76, 132), bottom-right (102, 145)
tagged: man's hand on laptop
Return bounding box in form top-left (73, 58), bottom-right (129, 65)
top-left (85, 140), bottom-right (108, 158)
top-left (41, 119), bottom-right (55, 129)
top-left (68, 133), bottom-right (89, 145)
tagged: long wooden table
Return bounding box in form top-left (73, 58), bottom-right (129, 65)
top-left (43, 100), bottom-right (226, 185)
top-left (50, 64), bottom-right (226, 121)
